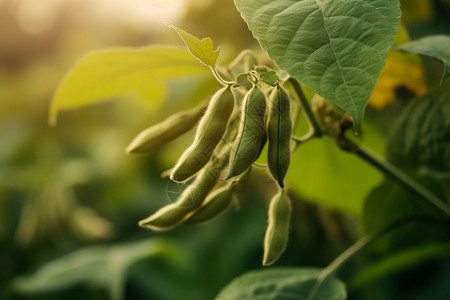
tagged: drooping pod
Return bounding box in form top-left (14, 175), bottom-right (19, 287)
top-left (139, 116), bottom-right (240, 231)
top-left (183, 183), bottom-right (234, 225)
top-left (126, 101), bottom-right (208, 154)
top-left (170, 85), bottom-right (235, 182)
top-left (139, 144), bottom-right (231, 231)
top-left (263, 189), bottom-right (292, 266)
top-left (267, 85), bottom-right (292, 188)
top-left (225, 86), bottom-right (267, 180)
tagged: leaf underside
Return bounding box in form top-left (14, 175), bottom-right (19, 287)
top-left (215, 267), bottom-right (346, 300)
top-left (235, 0), bottom-right (401, 131)
top-left (395, 35), bottom-right (450, 85)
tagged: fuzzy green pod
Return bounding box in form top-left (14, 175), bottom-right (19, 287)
top-left (139, 129), bottom-right (235, 231)
top-left (263, 189), bottom-right (292, 266)
top-left (126, 102), bottom-right (207, 154)
top-left (170, 86), bottom-right (235, 182)
top-left (225, 86), bottom-right (266, 180)
top-left (139, 149), bottom-right (227, 231)
top-left (267, 85), bottom-right (292, 188)
top-left (183, 184), bottom-right (234, 225)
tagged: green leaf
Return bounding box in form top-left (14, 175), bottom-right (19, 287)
top-left (363, 91), bottom-right (450, 249)
top-left (395, 35), bottom-right (450, 85)
top-left (236, 73), bottom-right (254, 89)
top-left (169, 24), bottom-right (220, 68)
top-left (385, 92), bottom-right (450, 178)
top-left (255, 66), bottom-right (279, 86)
top-left (234, 0), bottom-right (401, 131)
top-left (351, 242), bottom-right (450, 288)
top-left (14, 239), bottom-right (179, 300)
top-left (49, 46), bottom-right (209, 125)
top-left (215, 267), bottom-right (346, 300)
top-left (287, 121), bottom-right (386, 214)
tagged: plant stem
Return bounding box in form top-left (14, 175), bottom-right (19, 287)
top-left (291, 131), bottom-right (315, 151)
top-left (287, 77), bottom-right (323, 137)
top-left (227, 49), bottom-right (258, 70)
top-left (211, 67), bottom-right (234, 86)
top-left (306, 216), bottom-right (433, 300)
top-left (338, 136), bottom-right (450, 218)
top-left (286, 78), bottom-right (450, 217)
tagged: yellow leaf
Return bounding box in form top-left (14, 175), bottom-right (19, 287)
top-left (49, 46), bottom-right (209, 125)
top-left (370, 24), bottom-right (427, 109)
top-left (169, 24), bottom-right (220, 68)
top-left (370, 51), bottom-right (427, 109)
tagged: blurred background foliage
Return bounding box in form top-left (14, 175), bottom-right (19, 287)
top-left (0, 0), bottom-right (449, 299)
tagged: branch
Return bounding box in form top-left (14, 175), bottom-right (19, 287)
top-left (338, 135), bottom-right (450, 218)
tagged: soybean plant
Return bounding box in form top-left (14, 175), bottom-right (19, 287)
top-left (131, 47), bottom-right (299, 264)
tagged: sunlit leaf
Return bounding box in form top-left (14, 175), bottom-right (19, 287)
top-left (14, 239), bottom-right (179, 300)
top-left (235, 0), bottom-right (401, 131)
top-left (287, 121), bottom-right (386, 214)
top-left (49, 46), bottom-right (209, 125)
top-left (215, 267), bottom-right (346, 300)
top-left (169, 24), bottom-right (220, 68)
top-left (395, 35), bottom-right (450, 85)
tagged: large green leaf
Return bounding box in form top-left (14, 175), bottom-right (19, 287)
top-left (385, 92), bottom-right (450, 178)
top-left (395, 35), bottom-right (450, 85)
top-left (49, 46), bottom-right (209, 125)
top-left (14, 239), bottom-right (179, 300)
top-left (234, 0), bottom-right (401, 131)
top-left (351, 242), bottom-right (450, 288)
top-left (215, 268), bottom-right (346, 300)
top-left (363, 92), bottom-right (450, 248)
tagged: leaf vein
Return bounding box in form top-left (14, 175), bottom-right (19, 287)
top-left (314, 0), bottom-right (357, 115)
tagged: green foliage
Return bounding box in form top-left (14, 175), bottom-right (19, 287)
top-left (14, 239), bottom-right (180, 300)
top-left (351, 242), bottom-right (450, 288)
top-left (364, 92), bottom-right (450, 237)
top-left (288, 125), bottom-right (385, 214)
top-left (254, 66), bottom-right (279, 86)
top-left (384, 92), bottom-right (450, 194)
top-left (169, 24), bottom-right (220, 69)
top-left (49, 46), bottom-right (209, 125)
top-left (395, 35), bottom-right (450, 85)
top-left (234, 0), bottom-right (401, 131)
top-left (215, 268), bottom-right (346, 300)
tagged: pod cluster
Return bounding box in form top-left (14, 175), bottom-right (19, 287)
top-left (128, 59), bottom-right (295, 265)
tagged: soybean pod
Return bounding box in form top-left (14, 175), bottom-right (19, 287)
top-left (139, 143), bottom-right (231, 231)
top-left (263, 189), bottom-right (292, 266)
top-left (184, 164), bottom-right (253, 225)
top-left (139, 114), bottom-right (239, 231)
top-left (225, 86), bottom-right (266, 180)
top-left (126, 101), bottom-right (208, 154)
top-left (170, 86), bottom-right (235, 182)
top-left (183, 183), bottom-right (234, 225)
top-left (267, 85), bottom-right (292, 188)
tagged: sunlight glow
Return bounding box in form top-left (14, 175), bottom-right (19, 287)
top-left (13, 0), bottom-right (186, 35)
